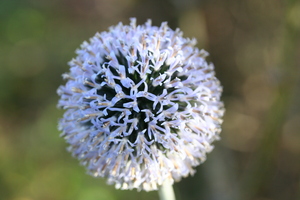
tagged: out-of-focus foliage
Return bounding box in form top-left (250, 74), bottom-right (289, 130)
top-left (0, 0), bottom-right (299, 200)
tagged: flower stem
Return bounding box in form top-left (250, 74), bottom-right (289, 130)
top-left (158, 180), bottom-right (176, 200)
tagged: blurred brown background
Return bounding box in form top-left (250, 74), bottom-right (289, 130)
top-left (0, 0), bottom-right (299, 200)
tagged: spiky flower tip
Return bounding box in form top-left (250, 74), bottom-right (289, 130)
top-left (57, 18), bottom-right (224, 191)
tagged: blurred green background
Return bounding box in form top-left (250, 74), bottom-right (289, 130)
top-left (0, 0), bottom-right (299, 200)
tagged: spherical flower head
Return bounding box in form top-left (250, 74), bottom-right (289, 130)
top-left (57, 18), bottom-right (224, 191)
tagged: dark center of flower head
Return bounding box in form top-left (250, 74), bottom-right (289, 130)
top-left (83, 50), bottom-right (189, 145)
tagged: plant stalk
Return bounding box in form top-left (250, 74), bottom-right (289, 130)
top-left (158, 180), bottom-right (176, 200)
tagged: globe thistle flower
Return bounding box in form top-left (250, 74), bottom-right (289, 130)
top-left (57, 18), bottom-right (224, 191)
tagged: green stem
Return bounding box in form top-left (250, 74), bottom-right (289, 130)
top-left (158, 180), bottom-right (176, 200)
